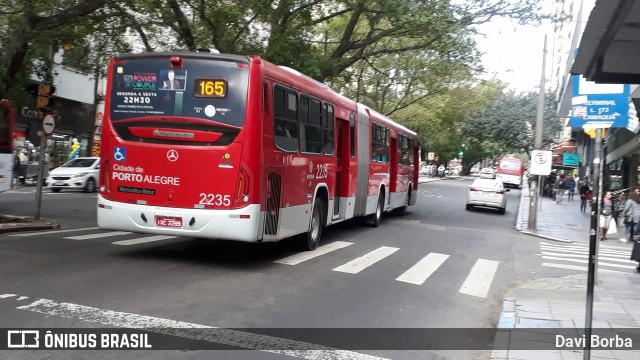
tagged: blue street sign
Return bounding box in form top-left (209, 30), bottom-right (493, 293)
top-left (570, 75), bottom-right (630, 128)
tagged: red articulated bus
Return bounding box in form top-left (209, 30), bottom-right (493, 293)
top-left (97, 51), bottom-right (419, 250)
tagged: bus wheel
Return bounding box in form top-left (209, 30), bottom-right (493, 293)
top-left (303, 199), bottom-right (323, 251)
top-left (371, 192), bottom-right (383, 227)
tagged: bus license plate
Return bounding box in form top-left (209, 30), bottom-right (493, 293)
top-left (155, 216), bottom-right (182, 228)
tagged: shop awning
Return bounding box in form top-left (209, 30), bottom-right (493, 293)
top-left (571, 0), bottom-right (640, 84)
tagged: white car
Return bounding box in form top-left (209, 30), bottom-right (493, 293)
top-left (46, 157), bottom-right (100, 193)
top-left (466, 178), bottom-right (509, 214)
top-left (479, 167), bottom-right (495, 179)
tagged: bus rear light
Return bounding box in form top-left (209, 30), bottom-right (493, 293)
top-left (233, 167), bottom-right (251, 209)
top-left (99, 159), bottom-right (112, 200)
top-left (496, 191), bottom-right (505, 195)
top-left (170, 56), bottom-right (183, 68)
top-left (470, 187), bottom-right (478, 192)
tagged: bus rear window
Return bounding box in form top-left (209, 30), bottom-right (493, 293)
top-left (109, 57), bottom-right (249, 127)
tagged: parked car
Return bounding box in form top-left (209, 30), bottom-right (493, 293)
top-left (46, 157), bottom-right (100, 193)
top-left (479, 167), bottom-right (495, 179)
top-left (466, 178), bottom-right (509, 214)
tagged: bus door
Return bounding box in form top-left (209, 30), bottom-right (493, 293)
top-left (389, 135), bottom-right (398, 194)
top-left (333, 117), bottom-right (350, 220)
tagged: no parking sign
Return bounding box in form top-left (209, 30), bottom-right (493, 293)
top-left (530, 150), bottom-right (552, 175)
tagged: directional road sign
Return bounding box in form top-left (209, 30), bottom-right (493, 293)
top-left (570, 75), bottom-right (630, 129)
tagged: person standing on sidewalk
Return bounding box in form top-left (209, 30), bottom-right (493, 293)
top-left (579, 180), bottom-right (590, 213)
top-left (621, 192), bottom-right (640, 242)
top-left (600, 191), bottom-right (613, 240)
top-left (565, 176), bottom-right (576, 202)
top-left (554, 174), bottom-right (566, 204)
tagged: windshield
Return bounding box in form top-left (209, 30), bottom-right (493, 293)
top-left (62, 159), bottom-right (96, 168)
top-left (109, 55), bottom-right (249, 127)
top-left (500, 160), bottom-right (522, 172)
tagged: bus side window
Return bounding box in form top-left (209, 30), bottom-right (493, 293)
top-left (322, 103), bottom-right (334, 156)
top-left (273, 85), bottom-right (298, 152)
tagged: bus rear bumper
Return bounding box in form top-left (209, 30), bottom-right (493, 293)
top-left (97, 195), bottom-right (262, 242)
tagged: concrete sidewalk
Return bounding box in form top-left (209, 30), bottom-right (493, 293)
top-left (492, 182), bottom-right (640, 359)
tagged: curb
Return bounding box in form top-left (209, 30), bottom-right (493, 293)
top-left (0, 215), bottom-right (60, 234)
top-left (519, 230), bottom-right (574, 243)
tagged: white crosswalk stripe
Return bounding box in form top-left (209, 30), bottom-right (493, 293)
top-left (112, 235), bottom-right (177, 246)
top-left (395, 253), bottom-right (449, 285)
top-left (333, 246), bottom-right (399, 274)
top-left (274, 241), bottom-right (353, 265)
top-left (64, 231), bottom-right (133, 240)
top-left (459, 259), bottom-right (499, 298)
top-left (539, 241), bottom-right (636, 274)
top-left (9, 227), bottom-right (100, 237)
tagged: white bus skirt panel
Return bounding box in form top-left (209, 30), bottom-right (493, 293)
top-left (97, 195), bottom-right (262, 242)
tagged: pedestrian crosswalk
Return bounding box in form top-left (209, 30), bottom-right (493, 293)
top-left (274, 241), bottom-right (499, 296)
top-left (7, 227), bottom-right (501, 297)
top-left (539, 241), bottom-right (637, 274)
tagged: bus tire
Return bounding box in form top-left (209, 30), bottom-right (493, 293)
top-left (302, 198), bottom-right (323, 251)
top-left (371, 192), bottom-right (384, 227)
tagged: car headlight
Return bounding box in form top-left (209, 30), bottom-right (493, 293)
top-left (73, 172), bottom-right (89, 178)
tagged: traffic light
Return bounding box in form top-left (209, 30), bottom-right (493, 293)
top-left (37, 83), bottom-right (55, 109)
top-left (458, 150), bottom-right (464, 157)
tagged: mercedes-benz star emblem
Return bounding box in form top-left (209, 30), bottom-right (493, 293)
top-left (167, 149), bottom-right (179, 162)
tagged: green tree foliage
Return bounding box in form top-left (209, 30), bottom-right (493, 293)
top-left (0, 0), bottom-right (110, 102)
top-left (395, 81), bottom-right (500, 166)
top-left (459, 88), bottom-right (563, 172)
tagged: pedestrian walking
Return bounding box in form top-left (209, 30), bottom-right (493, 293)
top-left (579, 180), bottom-right (590, 213)
top-left (621, 192), bottom-right (640, 242)
top-left (17, 149), bottom-right (28, 186)
top-left (554, 175), bottom-right (566, 204)
top-left (631, 227), bottom-right (640, 272)
top-left (565, 176), bottom-right (576, 202)
top-left (600, 191), bottom-right (613, 240)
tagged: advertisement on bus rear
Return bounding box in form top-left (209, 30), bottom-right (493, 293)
top-left (109, 57), bottom-right (249, 127)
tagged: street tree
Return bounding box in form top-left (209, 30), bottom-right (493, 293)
top-left (0, 0), bottom-right (110, 102)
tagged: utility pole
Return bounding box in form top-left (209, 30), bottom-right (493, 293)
top-left (528, 35), bottom-right (547, 230)
top-left (584, 127), bottom-right (602, 360)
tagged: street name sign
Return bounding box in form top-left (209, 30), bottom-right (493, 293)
top-left (530, 150), bottom-right (552, 176)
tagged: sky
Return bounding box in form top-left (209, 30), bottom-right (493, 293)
top-left (473, 7), bottom-right (555, 94)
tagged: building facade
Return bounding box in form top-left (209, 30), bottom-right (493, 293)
top-left (555, 0), bottom-right (640, 191)
top-left (14, 51), bottom-right (102, 169)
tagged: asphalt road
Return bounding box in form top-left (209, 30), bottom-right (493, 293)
top-left (0, 179), bottom-right (549, 360)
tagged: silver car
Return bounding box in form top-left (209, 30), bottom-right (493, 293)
top-left (466, 178), bottom-right (509, 214)
top-left (46, 157), bottom-right (100, 193)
